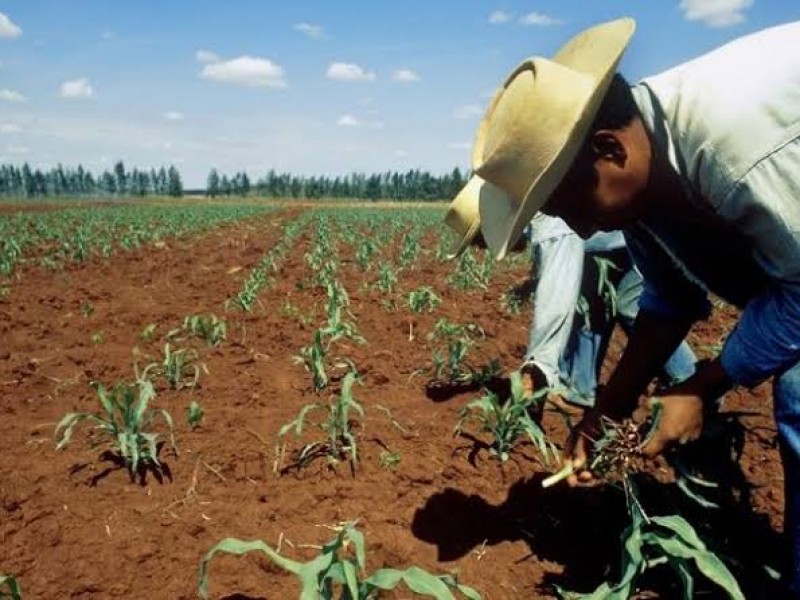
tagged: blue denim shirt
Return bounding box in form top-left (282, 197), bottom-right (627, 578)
top-left (628, 20), bottom-right (800, 387)
top-left (526, 214), bottom-right (627, 386)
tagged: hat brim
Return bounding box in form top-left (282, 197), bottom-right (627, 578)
top-left (447, 177), bottom-right (515, 259)
top-left (478, 19), bottom-right (635, 260)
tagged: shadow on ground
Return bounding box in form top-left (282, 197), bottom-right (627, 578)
top-left (412, 471), bottom-right (786, 599)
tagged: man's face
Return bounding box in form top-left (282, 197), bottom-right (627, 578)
top-left (541, 125), bottom-right (652, 238)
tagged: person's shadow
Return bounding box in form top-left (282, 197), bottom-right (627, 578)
top-left (411, 471), bottom-right (786, 598)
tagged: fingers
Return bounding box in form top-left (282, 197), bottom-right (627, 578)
top-left (640, 432), bottom-right (668, 458)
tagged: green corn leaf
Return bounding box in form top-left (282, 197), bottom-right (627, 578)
top-left (341, 560), bottom-right (360, 599)
top-left (0, 574), bottom-right (22, 600)
top-left (198, 538), bottom-right (303, 599)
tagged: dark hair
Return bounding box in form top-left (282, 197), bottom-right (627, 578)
top-left (556, 73), bottom-right (638, 194)
top-left (592, 73), bottom-right (638, 131)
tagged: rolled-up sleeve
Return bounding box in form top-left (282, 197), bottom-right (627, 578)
top-left (718, 137), bottom-right (800, 386)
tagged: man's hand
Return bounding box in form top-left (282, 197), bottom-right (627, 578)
top-left (640, 393), bottom-right (704, 457)
top-left (563, 409), bottom-right (605, 486)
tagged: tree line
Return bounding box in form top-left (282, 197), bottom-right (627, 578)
top-left (206, 168), bottom-right (466, 201)
top-left (0, 162), bottom-right (183, 198)
top-left (0, 162), bottom-right (468, 201)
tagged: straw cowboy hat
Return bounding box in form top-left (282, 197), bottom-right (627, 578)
top-left (471, 17), bottom-right (636, 259)
top-left (442, 174), bottom-right (510, 258)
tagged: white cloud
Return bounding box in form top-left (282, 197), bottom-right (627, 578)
top-left (294, 22), bottom-right (324, 40)
top-left (392, 69), bottom-right (420, 83)
top-left (60, 78), bottom-right (94, 99)
top-left (195, 49), bottom-right (220, 64)
top-left (201, 56), bottom-right (286, 88)
top-left (394, 150), bottom-right (408, 158)
top-left (0, 11), bottom-right (22, 39)
top-left (519, 12), bottom-right (563, 26)
top-left (0, 89), bottom-right (26, 102)
top-left (101, 31), bottom-right (114, 40)
top-left (488, 11), bottom-right (512, 24)
top-left (680, 0), bottom-right (753, 27)
top-left (4, 145), bottom-right (29, 155)
top-left (336, 114), bottom-right (384, 129)
top-left (447, 142), bottom-right (471, 151)
top-left (453, 104), bottom-right (483, 120)
top-left (163, 111), bottom-right (184, 121)
top-left (0, 123), bottom-right (22, 134)
top-left (337, 114), bottom-right (359, 127)
top-left (327, 62), bottom-right (376, 82)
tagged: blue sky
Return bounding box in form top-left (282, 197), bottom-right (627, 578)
top-left (0, 1), bottom-right (798, 187)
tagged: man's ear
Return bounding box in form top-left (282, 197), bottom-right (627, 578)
top-left (590, 130), bottom-right (627, 167)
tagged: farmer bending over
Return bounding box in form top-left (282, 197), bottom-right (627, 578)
top-left (460, 18), bottom-right (800, 592)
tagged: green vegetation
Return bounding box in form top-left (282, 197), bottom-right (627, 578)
top-left (199, 521), bottom-right (480, 599)
top-left (277, 371), bottom-right (364, 470)
top-left (55, 380), bottom-right (177, 476)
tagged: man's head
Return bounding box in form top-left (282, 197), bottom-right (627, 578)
top-left (469, 17), bottom-right (638, 259)
top-left (540, 74), bottom-right (654, 239)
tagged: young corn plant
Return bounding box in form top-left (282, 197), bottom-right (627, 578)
top-left (355, 238), bottom-right (378, 271)
top-left (428, 320), bottom-right (494, 386)
top-left (293, 329), bottom-right (330, 392)
top-left (137, 343), bottom-right (201, 390)
top-left (449, 249), bottom-right (493, 291)
top-left (55, 380), bottom-right (177, 476)
top-left (276, 371), bottom-right (364, 471)
top-left (576, 255), bottom-right (621, 330)
top-left (555, 480), bottom-right (745, 600)
top-left (322, 281), bottom-right (365, 345)
top-left (397, 231), bottom-right (420, 268)
top-left (375, 262), bottom-right (398, 293)
top-left (199, 520), bottom-right (481, 600)
top-left (408, 286), bottom-right (442, 314)
top-left (0, 574), bottom-right (21, 600)
top-left (179, 313), bottom-right (227, 346)
top-left (543, 409), bottom-right (745, 600)
top-left (187, 401), bottom-right (205, 429)
top-left (455, 371), bottom-right (555, 464)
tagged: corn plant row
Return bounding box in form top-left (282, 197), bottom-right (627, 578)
top-left (0, 204), bottom-right (276, 278)
top-left (230, 214), bottom-right (310, 311)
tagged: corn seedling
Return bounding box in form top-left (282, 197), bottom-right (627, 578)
top-left (91, 331), bottom-right (104, 345)
top-left (543, 409), bottom-right (745, 599)
top-left (379, 450), bottom-right (402, 471)
top-left (556, 479), bottom-right (745, 600)
top-left (576, 255), bottom-right (620, 330)
top-left (501, 285), bottom-right (529, 315)
top-left (449, 249), bottom-right (493, 291)
top-left (375, 262), bottom-right (397, 293)
top-left (199, 520), bottom-right (481, 600)
top-left (187, 401), bottom-right (204, 429)
top-left (180, 313), bottom-right (227, 346)
top-left (429, 320), bottom-right (489, 385)
top-left (398, 231), bottom-right (420, 268)
top-left (277, 371), bottom-right (364, 470)
top-left (355, 238), bottom-right (378, 271)
top-left (140, 323), bottom-right (158, 342)
top-left (0, 574), bottom-right (21, 600)
top-left (455, 372), bottom-right (555, 464)
top-left (55, 380), bottom-right (177, 476)
top-left (408, 286), bottom-right (442, 314)
top-left (138, 343), bottom-right (201, 390)
top-left (293, 329), bottom-right (330, 392)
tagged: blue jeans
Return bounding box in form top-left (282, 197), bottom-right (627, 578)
top-left (558, 254), bottom-right (698, 407)
top-left (774, 362), bottom-right (800, 593)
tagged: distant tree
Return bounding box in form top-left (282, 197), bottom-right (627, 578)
top-left (206, 168), bottom-right (220, 197)
top-left (167, 165), bottom-right (183, 197)
top-left (113, 161), bottom-right (127, 195)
